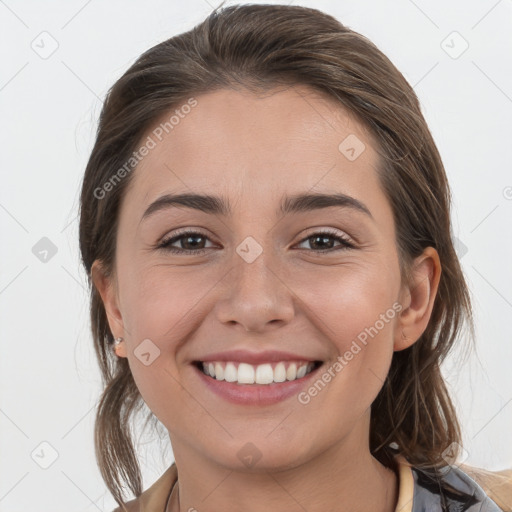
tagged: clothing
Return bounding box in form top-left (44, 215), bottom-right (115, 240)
top-left (113, 454), bottom-right (512, 511)
top-left (395, 455), bottom-right (506, 511)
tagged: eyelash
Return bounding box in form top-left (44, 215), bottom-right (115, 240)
top-left (157, 228), bottom-right (355, 255)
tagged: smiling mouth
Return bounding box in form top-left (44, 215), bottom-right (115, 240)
top-left (193, 360), bottom-right (323, 385)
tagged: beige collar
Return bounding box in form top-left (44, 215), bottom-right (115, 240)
top-left (114, 454), bottom-right (512, 512)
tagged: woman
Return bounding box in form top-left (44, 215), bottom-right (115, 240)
top-left (78, 3), bottom-right (511, 511)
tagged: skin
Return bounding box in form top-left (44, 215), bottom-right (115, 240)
top-left (93, 84), bottom-right (441, 512)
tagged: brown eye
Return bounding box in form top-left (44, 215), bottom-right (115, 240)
top-left (158, 231), bottom-right (214, 254)
top-left (295, 230), bottom-right (354, 253)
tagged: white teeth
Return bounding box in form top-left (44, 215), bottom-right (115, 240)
top-left (286, 363), bottom-right (297, 381)
top-left (255, 364), bottom-right (274, 384)
top-left (296, 365), bottom-right (307, 379)
top-left (274, 362), bottom-right (287, 382)
top-left (200, 360), bottom-right (317, 385)
top-left (214, 362), bottom-right (224, 381)
top-left (238, 363), bottom-right (255, 384)
top-left (224, 362), bottom-right (238, 382)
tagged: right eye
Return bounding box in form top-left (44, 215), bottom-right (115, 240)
top-left (157, 230), bottom-right (216, 255)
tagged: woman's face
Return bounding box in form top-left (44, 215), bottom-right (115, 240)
top-left (94, 85), bottom-right (428, 470)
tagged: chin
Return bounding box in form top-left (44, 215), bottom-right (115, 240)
top-left (204, 438), bottom-right (314, 474)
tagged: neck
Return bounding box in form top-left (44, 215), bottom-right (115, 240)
top-left (166, 435), bottom-right (398, 512)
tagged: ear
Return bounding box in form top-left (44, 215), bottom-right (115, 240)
top-left (393, 247), bottom-right (441, 352)
top-left (91, 259), bottom-right (127, 358)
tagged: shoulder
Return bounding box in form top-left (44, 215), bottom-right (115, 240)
top-left (411, 462), bottom-right (512, 511)
top-left (110, 463), bottom-right (178, 512)
top-left (458, 463), bottom-right (512, 512)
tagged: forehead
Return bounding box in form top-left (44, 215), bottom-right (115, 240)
top-left (122, 85), bottom-right (383, 215)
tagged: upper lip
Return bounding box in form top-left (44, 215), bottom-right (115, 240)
top-left (195, 349), bottom-right (322, 365)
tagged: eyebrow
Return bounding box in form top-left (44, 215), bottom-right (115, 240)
top-left (141, 191), bottom-right (373, 221)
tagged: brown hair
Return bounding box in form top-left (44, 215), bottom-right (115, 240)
top-left (78, 2), bottom-right (474, 508)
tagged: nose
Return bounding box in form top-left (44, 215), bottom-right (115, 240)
top-left (213, 249), bottom-right (295, 333)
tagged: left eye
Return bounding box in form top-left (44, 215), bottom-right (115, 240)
top-left (157, 229), bottom-right (354, 255)
top-left (295, 230), bottom-right (354, 252)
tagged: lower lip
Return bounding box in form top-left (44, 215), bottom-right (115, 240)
top-left (193, 363), bottom-right (322, 405)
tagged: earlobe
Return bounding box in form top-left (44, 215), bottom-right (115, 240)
top-left (393, 247), bottom-right (441, 352)
top-left (91, 260), bottom-right (127, 357)
top-left (112, 337), bottom-right (127, 358)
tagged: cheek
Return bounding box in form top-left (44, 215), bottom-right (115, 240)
top-left (294, 259), bottom-right (400, 344)
top-left (121, 264), bottom-right (211, 342)
top-left (294, 263), bottom-right (399, 405)
top-left (118, 265), bottom-right (213, 416)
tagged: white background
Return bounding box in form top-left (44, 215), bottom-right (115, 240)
top-left (1, 1), bottom-right (511, 511)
